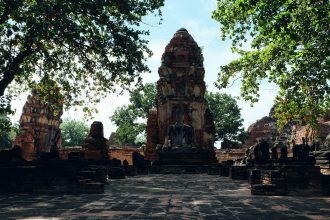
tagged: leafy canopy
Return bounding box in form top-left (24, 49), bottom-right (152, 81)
top-left (0, 0), bottom-right (164, 115)
top-left (111, 83), bottom-right (156, 145)
top-left (0, 114), bottom-right (18, 149)
top-left (212, 0), bottom-right (330, 131)
top-left (205, 92), bottom-right (247, 142)
top-left (60, 118), bottom-right (89, 147)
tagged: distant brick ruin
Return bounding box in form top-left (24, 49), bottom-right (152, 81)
top-left (14, 89), bottom-right (63, 160)
top-left (243, 107), bottom-right (330, 149)
top-left (145, 28), bottom-right (216, 163)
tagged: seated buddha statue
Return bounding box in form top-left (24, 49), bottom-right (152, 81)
top-left (163, 109), bottom-right (194, 151)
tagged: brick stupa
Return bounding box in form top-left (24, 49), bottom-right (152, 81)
top-left (14, 89), bottom-right (63, 161)
top-left (145, 28), bottom-right (216, 164)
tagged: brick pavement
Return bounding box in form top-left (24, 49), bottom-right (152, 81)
top-left (0, 174), bottom-right (330, 219)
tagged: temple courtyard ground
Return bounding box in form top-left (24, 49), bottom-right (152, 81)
top-left (0, 174), bottom-right (330, 220)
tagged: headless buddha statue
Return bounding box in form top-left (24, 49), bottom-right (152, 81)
top-left (163, 108), bottom-right (194, 151)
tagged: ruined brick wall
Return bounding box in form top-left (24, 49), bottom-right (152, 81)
top-left (144, 108), bottom-right (159, 161)
top-left (59, 146), bottom-right (140, 165)
top-left (243, 108), bottom-right (330, 148)
top-left (145, 28), bottom-right (216, 159)
top-left (14, 89), bottom-right (63, 161)
top-left (58, 147), bottom-right (82, 160)
top-left (109, 148), bottom-right (139, 165)
top-left (293, 121), bottom-right (330, 146)
top-left (242, 116), bottom-right (277, 149)
top-left (216, 149), bottom-right (246, 162)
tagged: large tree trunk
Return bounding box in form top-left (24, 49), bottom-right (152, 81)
top-left (0, 49), bottom-right (34, 96)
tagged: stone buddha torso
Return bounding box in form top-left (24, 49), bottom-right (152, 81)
top-left (163, 108), bottom-right (194, 150)
top-left (167, 122), bottom-right (193, 148)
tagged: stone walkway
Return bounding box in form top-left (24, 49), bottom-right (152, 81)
top-left (0, 174), bottom-right (330, 219)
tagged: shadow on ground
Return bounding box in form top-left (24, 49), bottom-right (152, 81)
top-left (0, 174), bottom-right (330, 220)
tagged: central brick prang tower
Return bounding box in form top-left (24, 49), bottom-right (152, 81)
top-left (145, 28), bottom-right (216, 163)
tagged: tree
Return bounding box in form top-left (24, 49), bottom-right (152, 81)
top-left (0, 114), bottom-right (19, 149)
top-left (0, 0), bottom-right (164, 115)
top-left (212, 0), bottom-right (330, 131)
top-left (111, 83), bottom-right (156, 145)
top-left (205, 92), bottom-right (247, 142)
top-left (0, 114), bottom-right (12, 148)
top-left (60, 118), bottom-right (89, 147)
top-left (0, 95), bottom-right (15, 147)
top-left (110, 106), bottom-right (145, 145)
top-left (0, 109), bottom-right (12, 133)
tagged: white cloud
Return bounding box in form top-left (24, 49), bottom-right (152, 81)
top-left (148, 40), bottom-right (167, 62)
top-left (198, 0), bottom-right (217, 13)
top-left (179, 19), bottom-right (219, 47)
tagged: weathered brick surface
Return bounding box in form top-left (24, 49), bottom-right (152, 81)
top-left (109, 148), bottom-right (139, 165)
top-left (229, 166), bottom-right (248, 180)
top-left (294, 122), bottom-right (330, 146)
top-left (243, 116), bottom-right (277, 149)
top-left (14, 89), bottom-right (63, 161)
top-left (249, 169), bottom-right (261, 185)
top-left (243, 109), bottom-right (330, 149)
top-left (81, 121), bottom-right (109, 161)
top-left (145, 108), bottom-right (159, 161)
top-left (249, 165), bottom-right (326, 196)
top-left (216, 149), bottom-right (245, 162)
top-left (250, 169), bottom-right (288, 196)
top-left (59, 147), bottom-right (140, 165)
top-left (2, 175), bottom-right (330, 219)
top-left (322, 175), bottom-right (330, 195)
top-left (145, 28), bottom-right (216, 161)
top-left (0, 161), bottom-right (105, 194)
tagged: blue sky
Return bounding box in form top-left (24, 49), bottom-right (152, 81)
top-left (141, 0), bottom-right (278, 127)
top-left (10, 0), bottom-right (278, 146)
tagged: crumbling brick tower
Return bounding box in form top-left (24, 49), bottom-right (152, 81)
top-left (14, 89), bottom-right (63, 161)
top-left (145, 28), bottom-right (216, 161)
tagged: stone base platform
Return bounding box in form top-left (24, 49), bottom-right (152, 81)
top-left (229, 166), bottom-right (248, 180)
top-left (0, 159), bottom-right (107, 194)
top-left (248, 164), bottom-right (327, 196)
top-left (155, 149), bottom-right (217, 166)
top-left (322, 175), bottom-right (330, 195)
top-left (151, 165), bottom-right (211, 174)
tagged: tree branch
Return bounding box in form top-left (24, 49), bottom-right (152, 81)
top-left (0, 48), bottom-right (34, 96)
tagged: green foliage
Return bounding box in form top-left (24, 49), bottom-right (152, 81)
top-left (0, 0), bottom-right (164, 116)
top-left (0, 113), bottom-right (12, 149)
top-left (0, 113), bottom-right (11, 134)
top-left (60, 118), bottom-right (89, 147)
top-left (0, 114), bottom-right (18, 149)
top-left (0, 96), bottom-right (13, 115)
top-left (129, 83), bottom-right (157, 115)
top-left (113, 118), bottom-right (146, 146)
top-left (34, 77), bottom-right (64, 117)
top-left (0, 95), bottom-right (14, 132)
top-left (212, 0), bottom-right (330, 131)
top-left (205, 92), bottom-right (247, 142)
top-left (111, 83), bottom-right (156, 145)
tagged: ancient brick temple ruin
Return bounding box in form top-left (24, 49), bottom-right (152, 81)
top-left (243, 107), bottom-right (330, 150)
top-left (145, 28), bottom-right (216, 164)
top-left (14, 89), bottom-right (63, 161)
